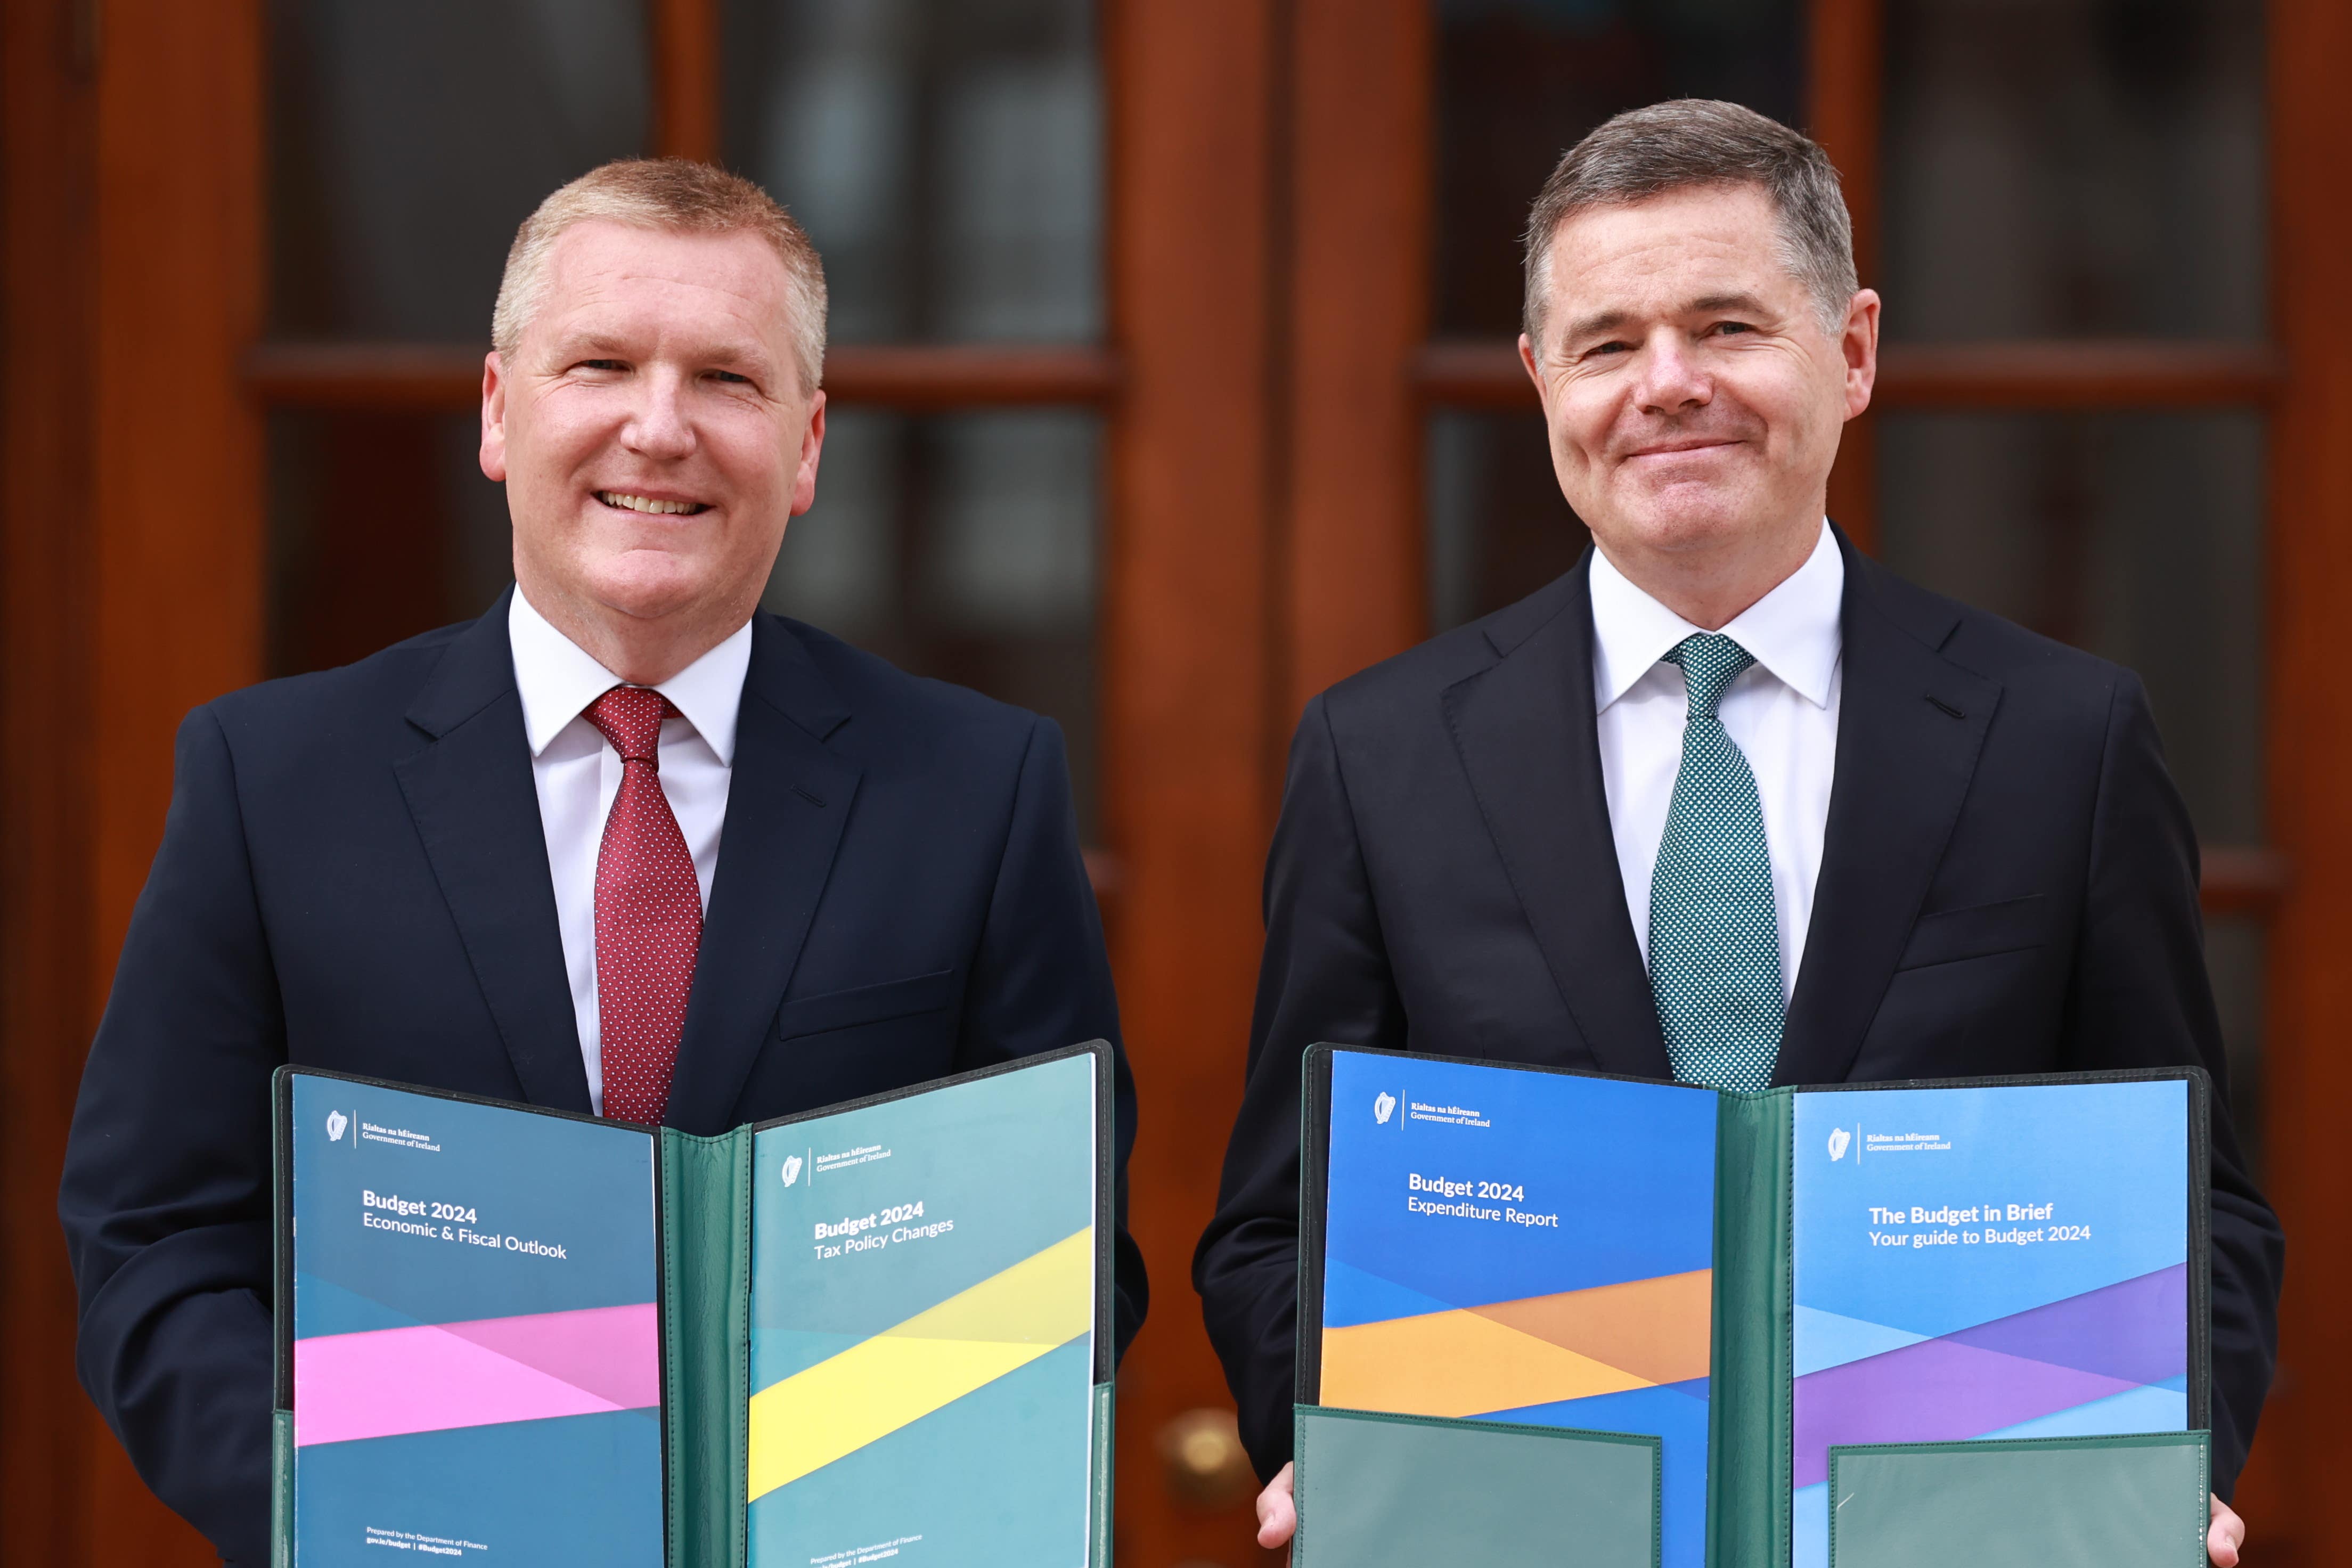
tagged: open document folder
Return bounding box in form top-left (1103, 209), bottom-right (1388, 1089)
top-left (272, 1043), bottom-right (1114, 1568)
top-left (1293, 1044), bottom-right (2212, 1568)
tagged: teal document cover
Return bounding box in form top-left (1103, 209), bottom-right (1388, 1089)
top-left (1789, 1080), bottom-right (2192, 1568)
top-left (1305, 1050), bottom-right (1715, 1568)
top-left (745, 1050), bottom-right (1106, 1567)
top-left (1296, 1047), bottom-right (2208, 1568)
top-left (274, 1043), bottom-right (1112, 1568)
top-left (278, 1075), bottom-right (665, 1565)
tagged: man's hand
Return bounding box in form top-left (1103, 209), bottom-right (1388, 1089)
top-left (2209, 1494), bottom-right (2243, 1566)
top-left (1256, 1462), bottom-right (1296, 1549)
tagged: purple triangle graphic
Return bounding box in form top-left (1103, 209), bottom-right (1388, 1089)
top-left (1941, 1264), bottom-right (2185, 1387)
top-left (1792, 1337), bottom-right (2142, 1488)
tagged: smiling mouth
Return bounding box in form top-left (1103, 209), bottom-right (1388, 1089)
top-left (596, 490), bottom-right (710, 516)
top-left (1626, 439), bottom-right (1738, 460)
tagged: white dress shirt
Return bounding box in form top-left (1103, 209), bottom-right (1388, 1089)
top-left (1591, 520), bottom-right (1844, 997)
top-left (508, 590), bottom-right (753, 1113)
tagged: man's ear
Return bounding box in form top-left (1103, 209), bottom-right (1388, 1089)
top-left (1841, 290), bottom-right (1881, 422)
top-left (1518, 332), bottom-right (1555, 421)
top-left (479, 350), bottom-right (509, 482)
top-left (790, 390), bottom-right (828, 517)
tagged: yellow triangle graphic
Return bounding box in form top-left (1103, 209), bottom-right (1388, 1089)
top-left (747, 1227), bottom-right (1093, 1500)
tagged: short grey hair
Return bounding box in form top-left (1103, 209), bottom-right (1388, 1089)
top-left (1521, 100), bottom-right (1858, 356)
top-left (492, 158), bottom-right (829, 395)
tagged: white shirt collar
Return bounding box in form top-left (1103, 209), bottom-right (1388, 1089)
top-left (1589, 519), bottom-right (1844, 712)
top-left (508, 588), bottom-right (754, 765)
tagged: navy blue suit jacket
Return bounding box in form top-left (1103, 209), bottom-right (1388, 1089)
top-left (59, 593), bottom-right (1146, 1564)
top-left (1195, 533), bottom-right (2281, 1493)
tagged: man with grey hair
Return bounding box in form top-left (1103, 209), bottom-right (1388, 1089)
top-left (60, 158), bottom-right (1146, 1565)
top-left (1196, 100), bottom-right (2276, 1565)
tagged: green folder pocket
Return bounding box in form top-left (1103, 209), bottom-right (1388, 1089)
top-left (1293, 1405), bottom-right (1660, 1568)
top-left (1828, 1431), bottom-right (2210, 1568)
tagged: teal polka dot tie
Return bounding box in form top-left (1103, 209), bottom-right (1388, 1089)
top-left (1647, 633), bottom-right (1785, 1091)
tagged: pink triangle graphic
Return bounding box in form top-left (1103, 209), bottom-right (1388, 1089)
top-left (293, 1302), bottom-right (659, 1446)
top-left (438, 1303), bottom-right (662, 1410)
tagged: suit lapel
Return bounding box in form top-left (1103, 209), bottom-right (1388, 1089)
top-left (1778, 537), bottom-right (2001, 1085)
top-left (1442, 556), bottom-right (1673, 1079)
top-left (663, 616), bottom-right (862, 1134)
top-left (394, 592), bottom-right (592, 1112)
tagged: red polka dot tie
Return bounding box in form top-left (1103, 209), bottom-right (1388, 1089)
top-left (583, 686), bottom-right (702, 1125)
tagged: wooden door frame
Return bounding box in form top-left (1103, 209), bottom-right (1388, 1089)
top-left (1099, 4), bottom-right (1439, 1561)
top-left (1098, 4), bottom-right (1283, 1559)
top-left (1, 3), bottom-right (103, 1562)
top-left (2248, 3), bottom-right (2352, 1561)
top-left (2, 1), bottom-right (266, 1564)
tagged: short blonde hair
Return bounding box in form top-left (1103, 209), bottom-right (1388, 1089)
top-left (491, 158), bottom-right (829, 394)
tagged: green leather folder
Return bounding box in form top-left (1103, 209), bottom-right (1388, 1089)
top-left (1295, 1045), bottom-right (2218, 1568)
top-left (272, 1042), bottom-right (1117, 1568)
top-left (1293, 1406), bottom-right (1661, 1568)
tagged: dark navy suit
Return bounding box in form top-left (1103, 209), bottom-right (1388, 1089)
top-left (1195, 530), bottom-right (2280, 1493)
top-left (59, 592), bottom-right (1146, 1564)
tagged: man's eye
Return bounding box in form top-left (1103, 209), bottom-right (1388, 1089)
top-left (1586, 340), bottom-right (1632, 358)
top-left (1710, 321), bottom-right (1755, 337)
top-left (579, 358), bottom-right (627, 372)
top-left (709, 370), bottom-right (753, 385)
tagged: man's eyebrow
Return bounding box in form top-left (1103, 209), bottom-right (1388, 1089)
top-left (551, 331), bottom-right (634, 357)
top-left (1558, 292), bottom-right (1775, 343)
top-left (1686, 291), bottom-right (1771, 316)
top-left (549, 329), bottom-right (777, 371)
top-left (703, 336), bottom-right (777, 366)
top-left (1561, 308), bottom-right (1632, 342)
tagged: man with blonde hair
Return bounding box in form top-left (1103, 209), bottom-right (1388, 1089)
top-left (60, 159), bottom-right (1146, 1565)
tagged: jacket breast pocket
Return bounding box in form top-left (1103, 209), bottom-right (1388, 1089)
top-left (774, 968), bottom-right (959, 1041)
top-left (1894, 895), bottom-right (2047, 971)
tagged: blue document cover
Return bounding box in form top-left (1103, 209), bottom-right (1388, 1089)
top-left (282, 1076), bottom-right (664, 1566)
top-left (745, 1050), bottom-right (1105, 1568)
top-left (1313, 1050), bottom-right (1719, 1568)
top-left (1789, 1080), bottom-right (2192, 1568)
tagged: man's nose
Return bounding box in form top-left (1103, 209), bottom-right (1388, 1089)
top-left (625, 369), bottom-right (697, 458)
top-left (1632, 330), bottom-right (1711, 414)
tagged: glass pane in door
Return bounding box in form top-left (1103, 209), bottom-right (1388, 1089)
top-left (1881, 0), bottom-right (2266, 339)
top-left (721, 0), bottom-right (1104, 343)
top-left (268, 0), bottom-right (651, 341)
